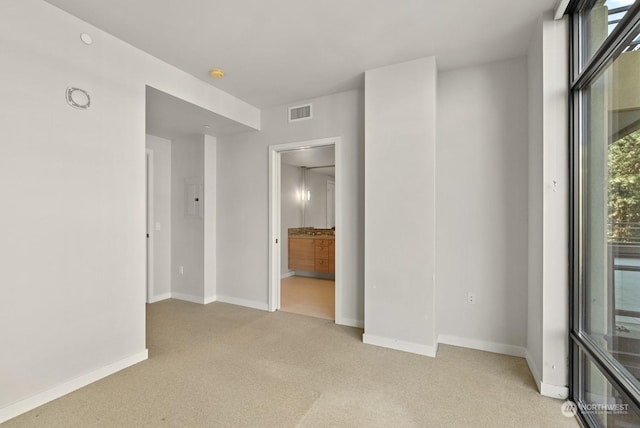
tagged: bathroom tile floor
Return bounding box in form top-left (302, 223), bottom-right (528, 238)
top-left (280, 276), bottom-right (335, 320)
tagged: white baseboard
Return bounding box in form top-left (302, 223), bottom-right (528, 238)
top-left (149, 293), bottom-right (243, 307)
top-left (171, 293), bottom-right (205, 304)
top-left (337, 318), bottom-right (364, 328)
top-left (363, 333), bottom-right (438, 357)
top-left (437, 334), bottom-right (526, 358)
top-left (281, 271), bottom-right (296, 279)
top-left (541, 382), bottom-right (569, 400)
top-left (149, 293), bottom-right (216, 305)
top-left (0, 350), bottom-right (148, 424)
top-left (148, 292), bottom-right (171, 303)
top-left (525, 349), bottom-right (543, 392)
top-left (216, 295), bottom-right (269, 311)
top-left (524, 349), bottom-right (567, 399)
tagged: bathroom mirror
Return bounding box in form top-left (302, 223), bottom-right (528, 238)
top-left (281, 145), bottom-right (335, 229)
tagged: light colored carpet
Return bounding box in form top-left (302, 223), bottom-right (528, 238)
top-left (5, 300), bottom-right (579, 427)
top-left (280, 276), bottom-right (335, 320)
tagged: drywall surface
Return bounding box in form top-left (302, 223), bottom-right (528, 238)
top-left (364, 57), bottom-right (437, 355)
top-left (528, 18), bottom-right (545, 388)
top-left (171, 135), bottom-right (205, 300)
top-left (217, 89), bottom-right (364, 324)
top-left (527, 13), bottom-right (569, 398)
top-left (146, 135), bottom-right (172, 300)
top-left (281, 164), bottom-right (303, 275)
top-left (541, 14), bottom-right (569, 396)
top-left (0, 0), bottom-right (257, 419)
top-left (204, 135), bottom-right (217, 303)
top-left (437, 58), bottom-right (530, 353)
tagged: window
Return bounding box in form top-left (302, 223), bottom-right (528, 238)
top-left (570, 1), bottom-right (640, 426)
top-left (578, 0), bottom-right (638, 75)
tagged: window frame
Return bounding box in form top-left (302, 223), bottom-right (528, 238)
top-left (569, 0), bottom-right (640, 425)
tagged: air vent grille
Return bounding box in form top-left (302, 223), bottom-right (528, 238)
top-left (289, 104), bottom-right (312, 122)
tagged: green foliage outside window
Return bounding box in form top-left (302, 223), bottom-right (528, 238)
top-left (608, 129), bottom-right (640, 242)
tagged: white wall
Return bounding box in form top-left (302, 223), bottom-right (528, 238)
top-left (171, 135), bottom-right (205, 302)
top-left (527, 17), bottom-right (545, 390)
top-left (0, 0), bottom-right (257, 421)
top-left (281, 164), bottom-right (303, 275)
top-left (364, 57), bottom-right (438, 356)
top-left (146, 133), bottom-right (215, 304)
top-left (146, 135), bottom-right (172, 301)
top-left (436, 58), bottom-right (529, 356)
top-left (527, 13), bottom-right (570, 399)
top-left (204, 135), bottom-right (217, 303)
top-left (217, 89), bottom-right (364, 324)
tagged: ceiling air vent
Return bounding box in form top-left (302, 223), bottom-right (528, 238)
top-left (288, 104), bottom-right (312, 122)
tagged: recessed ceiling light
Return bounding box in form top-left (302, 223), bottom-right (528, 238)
top-left (203, 125), bottom-right (211, 129)
top-left (209, 68), bottom-right (224, 79)
top-left (80, 33), bottom-right (93, 45)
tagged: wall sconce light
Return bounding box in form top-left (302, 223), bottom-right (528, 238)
top-left (300, 189), bottom-right (310, 201)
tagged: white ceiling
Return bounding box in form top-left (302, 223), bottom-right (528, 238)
top-left (44, 0), bottom-right (557, 109)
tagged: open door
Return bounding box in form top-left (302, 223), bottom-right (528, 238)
top-left (268, 137), bottom-right (342, 323)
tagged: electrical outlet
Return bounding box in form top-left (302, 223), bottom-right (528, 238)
top-left (179, 265), bottom-right (184, 275)
top-left (467, 292), bottom-right (476, 305)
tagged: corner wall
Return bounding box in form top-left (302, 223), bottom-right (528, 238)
top-left (527, 12), bottom-right (570, 399)
top-left (527, 15), bottom-right (545, 389)
top-left (171, 135), bottom-right (205, 302)
top-left (204, 135), bottom-right (217, 303)
top-left (436, 58), bottom-right (530, 356)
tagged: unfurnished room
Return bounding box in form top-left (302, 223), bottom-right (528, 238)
top-left (2, 0), bottom-right (640, 426)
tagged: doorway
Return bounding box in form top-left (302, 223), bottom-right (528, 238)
top-left (268, 137), bottom-right (342, 320)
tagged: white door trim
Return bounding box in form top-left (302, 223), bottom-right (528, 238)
top-left (146, 149), bottom-right (154, 304)
top-left (268, 148), bottom-right (282, 312)
top-left (268, 137), bottom-right (342, 320)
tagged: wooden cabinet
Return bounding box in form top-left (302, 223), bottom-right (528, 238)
top-left (315, 240), bottom-right (329, 273)
top-left (328, 240), bottom-right (335, 274)
top-left (289, 237), bottom-right (335, 274)
top-left (288, 238), bottom-right (315, 271)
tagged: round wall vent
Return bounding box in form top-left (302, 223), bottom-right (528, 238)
top-left (66, 87), bottom-right (91, 110)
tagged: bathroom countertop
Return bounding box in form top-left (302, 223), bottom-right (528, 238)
top-left (288, 234), bottom-right (335, 240)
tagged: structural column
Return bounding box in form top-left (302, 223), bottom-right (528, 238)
top-left (363, 56), bottom-right (438, 356)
